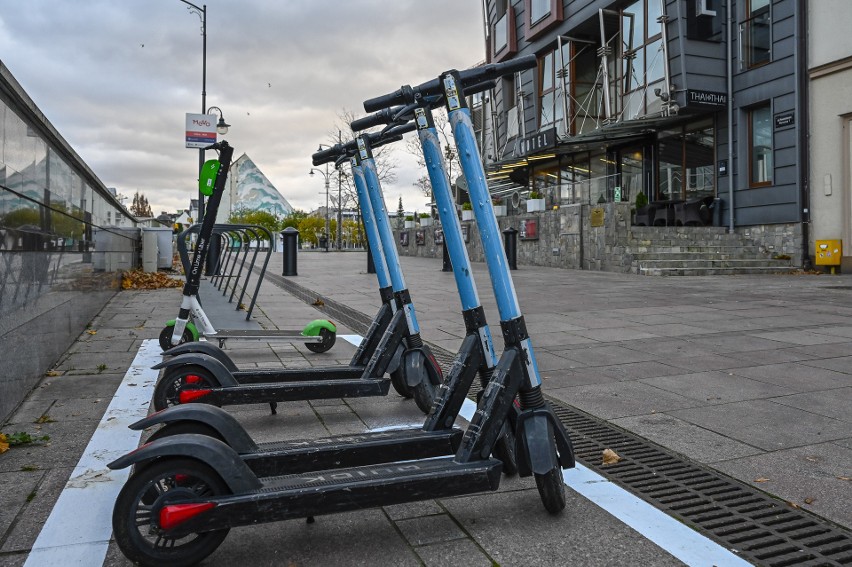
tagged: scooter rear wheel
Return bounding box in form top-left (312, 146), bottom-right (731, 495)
top-left (535, 466), bottom-right (566, 515)
top-left (113, 458), bottom-right (230, 567)
top-left (305, 328), bottom-right (336, 353)
top-left (159, 325), bottom-right (195, 352)
top-left (152, 366), bottom-right (221, 412)
top-left (413, 381), bottom-right (438, 414)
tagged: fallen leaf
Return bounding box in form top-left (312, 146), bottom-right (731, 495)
top-left (837, 476), bottom-right (851, 481)
top-left (121, 269), bottom-right (183, 290)
top-left (312, 298), bottom-right (325, 306)
top-left (804, 455), bottom-right (819, 463)
top-left (86, 330), bottom-right (97, 335)
top-left (45, 370), bottom-right (61, 377)
top-left (755, 477), bottom-right (770, 483)
top-left (787, 501), bottom-right (800, 509)
top-left (0, 433), bottom-right (8, 454)
top-left (804, 497), bottom-right (816, 505)
top-left (602, 448), bottom-right (621, 466)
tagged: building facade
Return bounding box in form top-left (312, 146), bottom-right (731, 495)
top-left (479, 0), bottom-right (809, 264)
top-left (0, 60), bottom-right (137, 421)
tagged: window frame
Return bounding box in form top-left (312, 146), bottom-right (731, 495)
top-left (748, 103), bottom-right (773, 187)
top-left (524, 0), bottom-right (563, 41)
top-left (743, 0), bottom-right (771, 69)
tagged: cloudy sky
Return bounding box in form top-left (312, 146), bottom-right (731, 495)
top-left (0, 1), bottom-right (485, 215)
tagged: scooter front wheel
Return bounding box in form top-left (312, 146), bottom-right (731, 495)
top-left (413, 381), bottom-right (438, 414)
top-left (305, 328), bottom-right (336, 353)
top-left (113, 458), bottom-right (230, 567)
top-left (159, 325), bottom-right (195, 352)
top-left (390, 369), bottom-right (413, 399)
top-left (535, 466), bottom-right (566, 515)
top-left (152, 366), bottom-right (221, 412)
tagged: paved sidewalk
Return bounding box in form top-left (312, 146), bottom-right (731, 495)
top-left (276, 251), bottom-right (852, 531)
top-left (1, 250), bottom-right (850, 566)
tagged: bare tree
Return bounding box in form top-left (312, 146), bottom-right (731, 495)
top-left (322, 108), bottom-right (400, 248)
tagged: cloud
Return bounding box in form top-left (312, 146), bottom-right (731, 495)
top-left (0, 0), bottom-right (484, 215)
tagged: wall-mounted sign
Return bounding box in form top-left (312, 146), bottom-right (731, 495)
top-left (718, 159), bottom-right (728, 177)
top-left (519, 218), bottom-right (538, 240)
top-left (590, 207), bottom-right (605, 227)
top-left (461, 224), bottom-right (470, 243)
top-left (415, 230), bottom-right (425, 246)
top-left (185, 113), bottom-right (217, 149)
top-left (775, 113), bottom-right (795, 129)
top-left (434, 229), bottom-right (444, 245)
top-left (399, 231), bottom-right (409, 247)
top-left (512, 127), bottom-right (557, 159)
top-left (686, 90), bottom-right (727, 108)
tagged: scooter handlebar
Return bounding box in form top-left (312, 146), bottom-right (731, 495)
top-left (363, 55), bottom-right (535, 112)
top-left (350, 108), bottom-right (398, 131)
top-left (311, 122), bottom-right (415, 166)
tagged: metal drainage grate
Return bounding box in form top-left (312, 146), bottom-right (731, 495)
top-left (267, 275), bottom-right (852, 567)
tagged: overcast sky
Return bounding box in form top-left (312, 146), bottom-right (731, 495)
top-left (0, 1), bottom-right (485, 216)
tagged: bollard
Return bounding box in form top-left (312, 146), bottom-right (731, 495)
top-left (205, 232), bottom-right (222, 276)
top-left (502, 226), bottom-right (518, 270)
top-left (442, 241), bottom-right (452, 272)
top-left (366, 241), bottom-right (376, 274)
top-left (281, 227), bottom-right (299, 276)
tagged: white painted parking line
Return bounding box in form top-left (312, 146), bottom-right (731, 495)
top-left (458, 399), bottom-right (750, 567)
top-left (24, 339), bottom-right (161, 567)
top-left (339, 334), bottom-right (363, 346)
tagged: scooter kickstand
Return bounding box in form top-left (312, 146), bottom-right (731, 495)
top-left (269, 401), bottom-right (278, 415)
top-left (306, 516), bottom-right (315, 524)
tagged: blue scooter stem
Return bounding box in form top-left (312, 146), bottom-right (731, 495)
top-left (350, 160), bottom-right (392, 292)
top-left (441, 72), bottom-right (543, 389)
top-left (357, 136), bottom-right (421, 335)
top-left (415, 107), bottom-right (497, 368)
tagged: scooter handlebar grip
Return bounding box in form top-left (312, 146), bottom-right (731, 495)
top-left (364, 89), bottom-right (407, 113)
top-left (459, 54), bottom-right (537, 87)
top-left (350, 108), bottom-right (397, 132)
top-left (465, 79), bottom-right (497, 96)
top-left (311, 144), bottom-right (343, 166)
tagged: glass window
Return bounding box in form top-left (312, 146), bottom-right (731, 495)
top-left (620, 0), bottom-right (666, 119)
top-left (744, 0), bottom-right (770, 67)
top-left (749, 104), bottom-right (772, 185)
top-left (530, 0), bottom-right (551, 24)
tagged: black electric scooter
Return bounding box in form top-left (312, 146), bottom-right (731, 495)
top-left (109, 56), bottom-right (573, 567)
top-left (150, 126), bottom-right (443, 414)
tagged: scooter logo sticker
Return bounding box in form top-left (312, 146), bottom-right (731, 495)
top-left (414, 108), bottom-right (429, 130)
top-left (443, 75), bottom-right (461, 111)
top-left (357, 137), bottom-right (370, 160)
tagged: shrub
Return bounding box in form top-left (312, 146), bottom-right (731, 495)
top-left (635, 192), bottom-right (648, 209)
top-left (462, 202), bottom-right (473, 210)
top-left (529, 191), bottom-right (543, 199)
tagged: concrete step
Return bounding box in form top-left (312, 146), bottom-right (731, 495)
top-left (637, 258), bottom-right (793, 269)
top-left (631, 252), bottom-right (774, 261)
top-left (631, 247), bottom-right (776, 257)
top-left (637, 266), bottom-right (800, 276)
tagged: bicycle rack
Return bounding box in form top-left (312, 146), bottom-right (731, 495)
top-left (176, 223), bottom-right (273, 320)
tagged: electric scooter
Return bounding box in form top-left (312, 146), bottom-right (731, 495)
top-left (160, 173), bottom-right (337, 353)
top-left (108, 56), bottom-right (573, 567)
top-left (150, 125), bottom-right (443, 413)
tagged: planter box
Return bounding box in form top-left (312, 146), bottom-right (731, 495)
top-left (526, 198), bottom-right (545, 212)
top-left (493, 205), bottom-right (507, 217)
top-left (404, 220), bottom-right (415, 229)
top-left (462, 210), bottom-right (474, 221)
top-left (420, 217), bottom-right (433, 226)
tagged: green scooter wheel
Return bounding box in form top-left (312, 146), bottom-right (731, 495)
top-left (305, 328), bottom-right (336, 353)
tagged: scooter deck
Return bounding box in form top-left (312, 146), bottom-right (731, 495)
top-left (196, 376), bottom-right (392, 405)
top-left (165, 456), bottom-right (502, 536)
top-left (209, 329), bottom-right (322, 342)
top-left (244, 427), bottom-right (464, 477)
top-left (229, 366), bottom-right (365, 384)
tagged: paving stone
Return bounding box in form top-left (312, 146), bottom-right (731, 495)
top-left (729, 363), bottom-right (850, 392)
top-left (770, 387), bottom-right (852, 422)
top-left (383, 500), bottom-right (444, 521)
top-left (0, 467), bottom-right (73, 553)
top-left (669, 400), bottom-right (851, 451)
top-left (548, 381), bottom-right (700, 420)
top-left (396, 513), bottom-right (468, 547)
top-left (611, 413), bottom-right (764, 464)
top-left (640, 370), bottom-right (797, 404)
top-left (415, 538), bottom-right (495, 567)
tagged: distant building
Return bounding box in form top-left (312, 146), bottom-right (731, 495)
top-left (218, 154), bottom-right (294, 223)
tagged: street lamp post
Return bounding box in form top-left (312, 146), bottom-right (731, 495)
top-left (178, 0), bottom-right (208, 220)
top-left (309, 165), bottom-right (331, 252)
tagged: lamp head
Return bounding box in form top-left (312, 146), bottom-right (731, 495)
top-left (216, 117), bottom-right (230, 135)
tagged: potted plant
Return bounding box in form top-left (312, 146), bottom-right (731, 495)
top-left (526, 190), bottom-right (545, 212)
top-left (461, 201), bottom-right (474, 221)
top-left (404, 214), bottom-right (415, 229)
top-left (419, 212), bottom-right (433, 226)
top-left (492, 197), bottom-right (507, 217)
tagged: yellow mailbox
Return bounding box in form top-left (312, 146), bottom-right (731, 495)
top-left (815, 240), bottom-right (842, 266)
